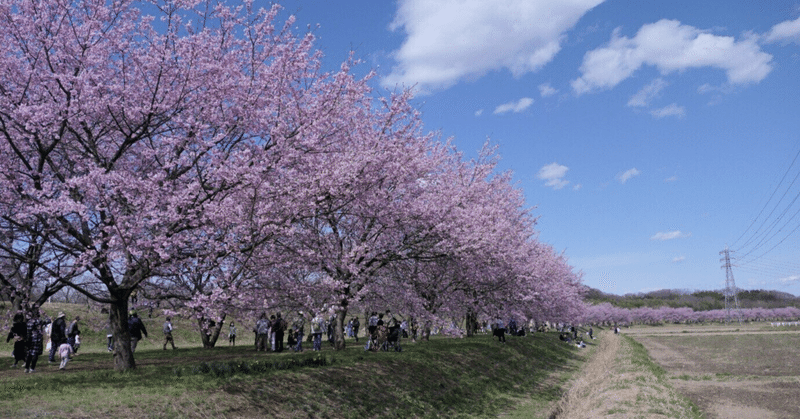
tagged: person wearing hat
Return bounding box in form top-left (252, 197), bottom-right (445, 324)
top-left (128, 310), bottom-right (148, 352)
top-left (49, 312), bottom-right (67, 363)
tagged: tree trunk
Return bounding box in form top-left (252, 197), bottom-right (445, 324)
top-left (422, 320), bottom-right (432, 341)
top-left (333, 304), bottom-right (348, 350)
top-left (465, 310), bottom-right (478, 337)
top-left (199, 313), bottom-right (226, 349)
top-left (109, 296), bottom-right (136, 371)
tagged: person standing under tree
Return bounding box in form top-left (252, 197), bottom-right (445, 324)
top-left (228, 322), bottom-right (237, 346)
top-left (351, 317), bottom-right (360, 342)
top-left (162, 317), bottom-right (176, 350)
top-left (7, 313), bottom-right (26, 368)
top-left (255, 313), bottom-right (269, 351)
top-left (293, 313), bottom-right (304, 352)
top-left (274, 312), bottom-right (287, 352)
top-left (24, 308), bottom-right (44, 373)
top-left (311, 312), bottom-right (324, 351)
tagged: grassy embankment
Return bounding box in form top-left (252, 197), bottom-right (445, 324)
top-left (1, 303), bottom-right (586, 418)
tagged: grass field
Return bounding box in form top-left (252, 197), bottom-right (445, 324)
top-left (627, 323), bottom-right (800, 419)
top-left (1, 303), bottom-right (587, 418)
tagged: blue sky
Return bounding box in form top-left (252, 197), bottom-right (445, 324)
top-left (269, 0), bottom-right (800, 296)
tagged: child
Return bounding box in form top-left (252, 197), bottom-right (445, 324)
top-left (58, 342), bottom-right (73, 370)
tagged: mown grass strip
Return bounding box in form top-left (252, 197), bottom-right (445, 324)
top-left (1, 333), bottom-right (582, 418)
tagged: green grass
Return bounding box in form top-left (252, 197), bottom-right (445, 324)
top-left (625, 336), bottom-right (667, 379)
top-left (1, 303), bottom-right (583, 418)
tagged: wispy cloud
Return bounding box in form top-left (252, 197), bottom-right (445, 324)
top-left (474, 109), bottom-right (484, 117)
top-left (617, 168), bottom-right (640, 184)
top-left (650, 103), bottom-right (686, 118)
top-left (779, 275), bottom-right (800, 284)
top-left (538, 83), bottom-right (558, 97)
top-left (664, 176), bottom-right (678, 182)
top-left (672, 256), bottom-right (686, 263)
top-left (627, 78), bottom-right (667, 107)
top-left (382, 0), bottom-right (606, 93)
top-left (536, 162), bottom-right (570, 190)
top-left (572, 19), bottom-right (772, 95)
top-left (764, 16), bottom-right (800, 44)
top-left (494, 97), bottom-right (534, 114)
top-left (651, 231), bottom-right (691, 241)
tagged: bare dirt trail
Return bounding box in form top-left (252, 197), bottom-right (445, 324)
top-left (549, 329), bottom-right (698, 418)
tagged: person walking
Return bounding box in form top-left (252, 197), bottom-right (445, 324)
top-left (162, 317), bottom-right (176, 350)
top-left (67, 316), bottom-right (81, 354)
top-left (7, 313), bottom-right (26, 368)
top-left (128, 310), bottom-right (148, 352)
top-left (49, 312), bottom-right (67, 363)
top-left (24, 310), bottom-right (44, 373)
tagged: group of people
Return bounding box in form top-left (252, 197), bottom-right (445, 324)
top-left (5, 309), bottom-right (81, 373)
top-left (251, 310), bottom-right (409, 353)
top-left (344, 317), bottom-right (361, 342)
top-left (254, 312), bottom-right (290, 353)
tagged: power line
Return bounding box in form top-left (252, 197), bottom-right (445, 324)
top-left (732, 144), bottom-right (800, 265)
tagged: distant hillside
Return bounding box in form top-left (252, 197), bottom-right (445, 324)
top-left (584, 287), bottom-right (799, 311)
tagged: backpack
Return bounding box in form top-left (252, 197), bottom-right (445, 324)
top-left (68, 321), bottom-right (80, 338)
top-left (163, 322), bottom-right (172, 334)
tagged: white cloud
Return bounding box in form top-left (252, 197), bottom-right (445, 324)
top-left (536, 162), bottom-right (570, 190)
top-left (650, 230), bottom-right (691, 241)
top-left (664, 176), bottom-right (678, 182)
top-left (627, 78), bottom-right (667, 107)
top-left (538, 83), bottom-right (558, 97)
top-left (494, 97), bottom-right (534, 114)
top-left (382, 0), bottom-right (606, 93)
top-left (650, 103), bottom-right (686, 118)
top-left (572, 19), bottom-right (773, 95)
top-left (779, 275), bottom-right (800, 284)
top-left (617, 167), bottom-right (640, 184)
top-left (672, 256), bottom-right (686, 263)
top-left (765, 16), bottom-right (800, 44)
top-left (474, 109), bottom-right (484, 117)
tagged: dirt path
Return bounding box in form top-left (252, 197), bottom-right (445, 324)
top-left (549, 330), bottom-right (698, 418)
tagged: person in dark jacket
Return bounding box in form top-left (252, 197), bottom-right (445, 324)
top-left (128, 310), bottom-right (148, 352)
top-left (6, 313), bottom-right (26, 368)
top-left (67, 315), bottom-right (81, 354)
top-left (49, 312), bottom-right (67, 363)
top-left (24, 310), bottom-right (44, 373)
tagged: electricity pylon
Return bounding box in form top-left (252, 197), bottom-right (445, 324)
top-left (720, 246), bottom-right (743, 324)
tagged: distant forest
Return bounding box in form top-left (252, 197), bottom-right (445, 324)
top-left (585, 288), bottom-right (800, 311)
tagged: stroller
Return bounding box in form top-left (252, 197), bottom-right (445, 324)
top-left (381, 324), bottom-right (402, 352)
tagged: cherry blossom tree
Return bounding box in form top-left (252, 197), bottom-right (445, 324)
top-left (0, 0), bottom-right (377, 370)
top-left (2, 0), bottom-right (588, 367)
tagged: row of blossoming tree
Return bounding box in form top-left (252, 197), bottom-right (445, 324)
top-left (581, 302), bottom-right (800, 325)
top-left (0, 0), bottom-right (584, 371)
